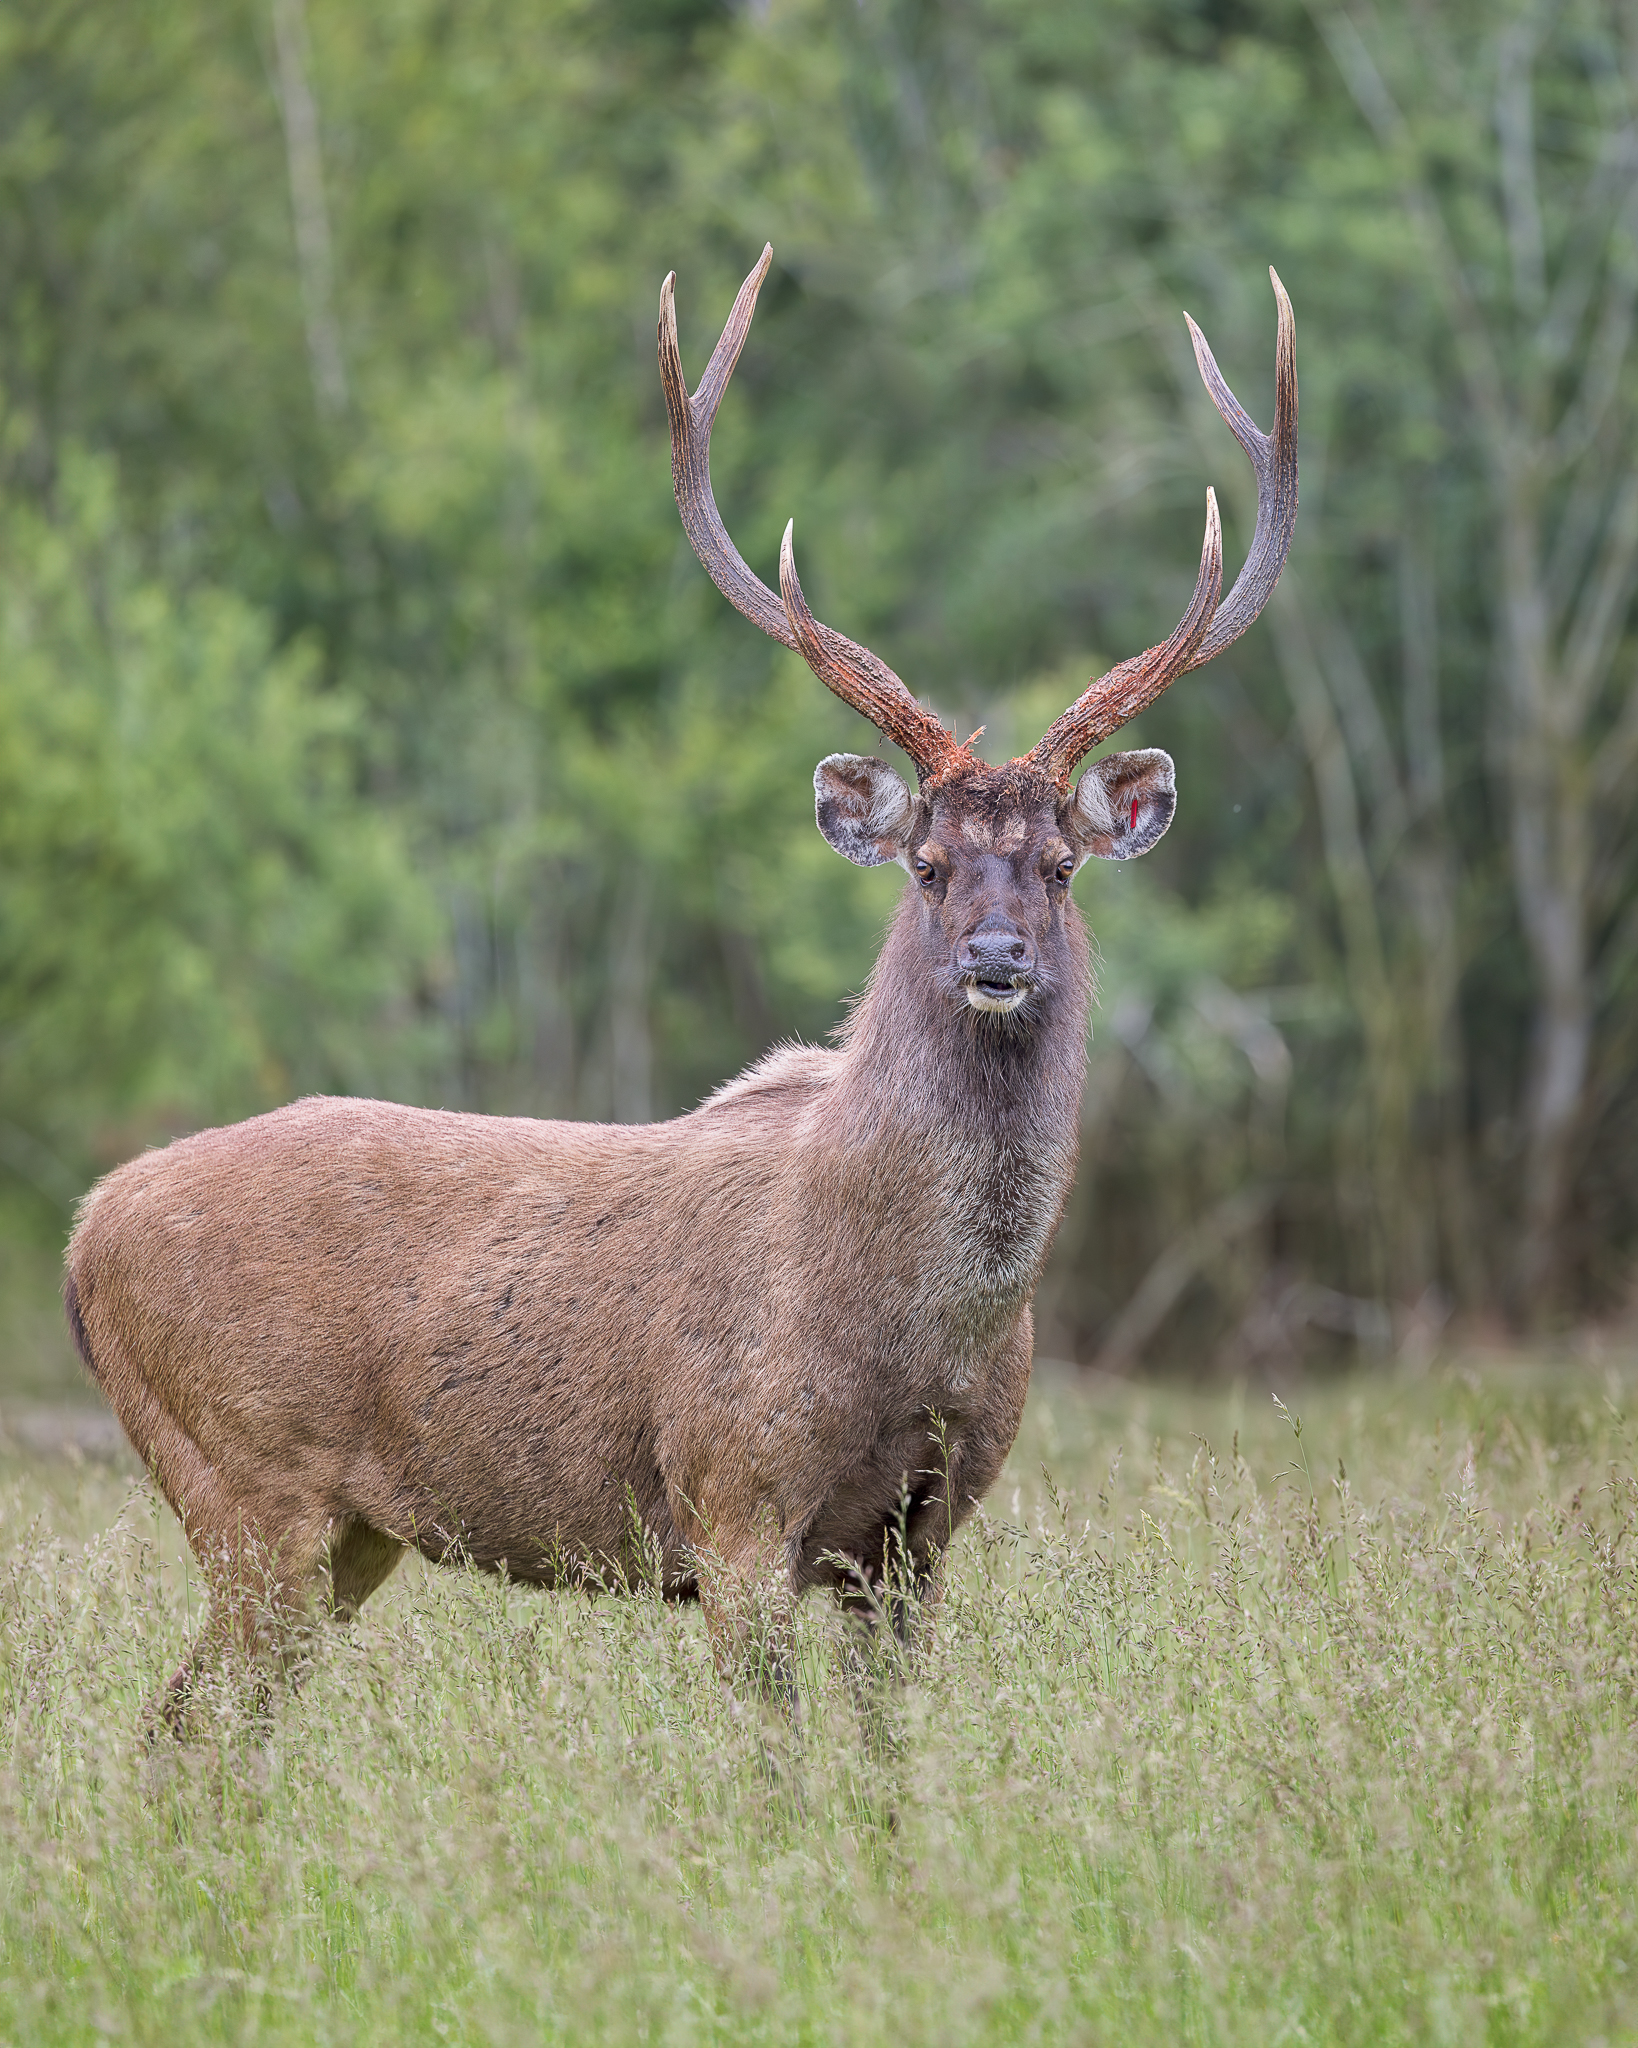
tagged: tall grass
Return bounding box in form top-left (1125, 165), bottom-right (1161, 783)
top-left (3, 1359), bottom-right (1637, 2044)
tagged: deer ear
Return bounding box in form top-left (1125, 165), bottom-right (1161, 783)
top-left (1065, 748), bottom-right (1177, 862)
top-left (814, 754), bottom-right (917, 868)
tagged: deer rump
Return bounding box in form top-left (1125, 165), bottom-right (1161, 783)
top-left (66, 1078), bottom-right (1036, 1615)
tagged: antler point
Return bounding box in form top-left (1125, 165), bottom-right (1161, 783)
top-left (777, 520), bottom-right (804, 625)
top-left (659, 272), bottom-right (680, 356)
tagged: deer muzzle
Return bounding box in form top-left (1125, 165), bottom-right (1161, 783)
top-left (958, 926), bottom-right (1036, 1013)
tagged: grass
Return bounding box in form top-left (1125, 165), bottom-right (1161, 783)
top-left (3, 1352), bottom-right (1638, 2044)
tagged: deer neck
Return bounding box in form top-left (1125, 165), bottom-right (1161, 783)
top-left (826, 891), bottom-right (1091, 1291)
top-left (804, 891), bottom-right (1091, 1364)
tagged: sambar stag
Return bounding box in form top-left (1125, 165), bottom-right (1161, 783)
top-left (64, 247), bottom-right (1296, 1719)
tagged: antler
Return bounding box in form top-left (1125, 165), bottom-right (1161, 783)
top-left (660, 247), bottom-right (973, 786)
top-left (1026, 269), bottom-right (1298, 789)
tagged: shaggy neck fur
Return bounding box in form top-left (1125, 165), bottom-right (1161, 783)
top-left (838, 889), bottom-right (1090, 1127)
top-left (824, 886), bottom-right (1093, 1319)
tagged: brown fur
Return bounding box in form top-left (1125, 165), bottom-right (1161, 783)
top-left (65, 761), bottom-right (1134, 1707)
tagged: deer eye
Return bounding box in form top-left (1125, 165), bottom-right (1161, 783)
top-left (914, 857), bottom-right (937, 884)
top-left (1055, 856), bottom-right (1076, 883)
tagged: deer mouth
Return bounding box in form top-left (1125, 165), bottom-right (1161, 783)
top-left (964, 975), bottom-right (1031, 1014)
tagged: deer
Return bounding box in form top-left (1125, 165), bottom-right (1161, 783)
top-left (63, 246), bottom-right (1295, 1725)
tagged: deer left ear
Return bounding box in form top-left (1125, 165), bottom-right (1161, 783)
top-left (1065, 748), bottom-right (1177, 862)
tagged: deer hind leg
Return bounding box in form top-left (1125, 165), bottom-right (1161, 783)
top-left (153, 1516), bottom-right (401, 1739)
top-left (322, 1518), bottom-right (406, 1622)
top-left (78, 1314), bottom-right (342, 1736)
top-left (144, 1505), bottom-right (329, 1739)
top-left (139, 1429), bottom-right (337, 1737)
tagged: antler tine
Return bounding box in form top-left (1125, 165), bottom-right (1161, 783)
top-left (659, 246), bottom-right (794, 649)
top-left (1188, 268), bottom-right (1298, 665)
top-left (1027, 492), bottom-right (1222, 787)
top-left (1025, 271), bottom-right (1296, 788)
top-left (661, 250), bottom-right (968, 786)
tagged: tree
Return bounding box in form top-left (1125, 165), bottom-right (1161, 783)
top-left (0, 451), bottom-right (436, 1226)
top-left (1, 0), bottom-right (1635, 1361)
top-left (1306, 0), bottom-right (1638, 1315)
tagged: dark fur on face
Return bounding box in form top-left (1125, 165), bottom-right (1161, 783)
top-left (902, 761), bottom-right (1080, 1025)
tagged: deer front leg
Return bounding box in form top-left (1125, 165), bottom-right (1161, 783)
top-left (833, 1422), bottom-right (968, 1651)
top-left (685, 1498), bottom-right (803, 1715)
top-left (823, 1439), bottom-right (967, 1759)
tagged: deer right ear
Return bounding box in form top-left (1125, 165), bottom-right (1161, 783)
top-left (814, 754), bottom-right (917, 868)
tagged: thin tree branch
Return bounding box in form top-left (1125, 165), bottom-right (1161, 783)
top-left (1399, 518), bottom-right (1445, 817)
top-left (1272, 581), bottom-right (1392, 1014)
top-left (1497, 13), bottom-right (1549, 326)
top-left (1548, 177), bottom-right (1638, 469)
top-left (1091, 1184), bottom-right (1276, 1375)
top-left (1592, 659), bottom-right (1638, 806)
top-left (271, 0), bottom-right (349, 420)
top-left (1306, 0), bottom-right (1513, 455)
top-left (1317, 611), bottom-right (1409, 855)
top-left (1562, 467), bottom-right (1638, 721)
top-left (1536, 124), bottom-right (1638, 367)
top-left (1545, 429), bottom-right (1620, 633)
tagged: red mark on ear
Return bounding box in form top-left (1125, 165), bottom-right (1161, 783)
top-left (1130, 797), bottom-right (1140, 832)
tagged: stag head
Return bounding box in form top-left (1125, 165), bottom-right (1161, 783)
top-left (660, 247), bottom-right (1296, 1019)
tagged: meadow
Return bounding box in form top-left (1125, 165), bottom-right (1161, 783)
top-left (2, 1354), bottom-right (1636, 2045)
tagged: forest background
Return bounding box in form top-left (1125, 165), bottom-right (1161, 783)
top-left (0, 0), bottom-right (1635, 1383)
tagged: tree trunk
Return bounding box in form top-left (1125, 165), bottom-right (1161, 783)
top-left (271, 0), bottom-right (348, 420)
top-left (1314, 0), bottom-right (1637, 1321)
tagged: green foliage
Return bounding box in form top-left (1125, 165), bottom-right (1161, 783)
top-left (0, 0), bottom-right (1633, 1342)
top-left (6, 1362), bottom-right (1638, 2040)
top-left (0, 451), bottom-right (438, 1203)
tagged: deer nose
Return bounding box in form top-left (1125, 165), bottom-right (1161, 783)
top-left (959, 925), bottom-right (1035, 983)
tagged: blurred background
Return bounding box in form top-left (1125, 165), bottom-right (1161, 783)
top-left (0, 0), bottom-right (1635, 1402)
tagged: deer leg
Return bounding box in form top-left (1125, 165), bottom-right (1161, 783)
top-left (152, 1516), bottom-right (402, 1740)
top-left (832, 1488), bottom-right (948, 1647)
top-left (688, 1504), bottom-right (802, 1715)
top-left (322, 1518), bottom-right (407, 1622)
top-left (828, 1483), bottom-right (953, 1768)
top-left (92, 1355), bottom-right (332, 1736)
top-left (149, 1505), bottom-right (334, 1740)
top-left (831, 1556), bottom-right (946, 1779)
